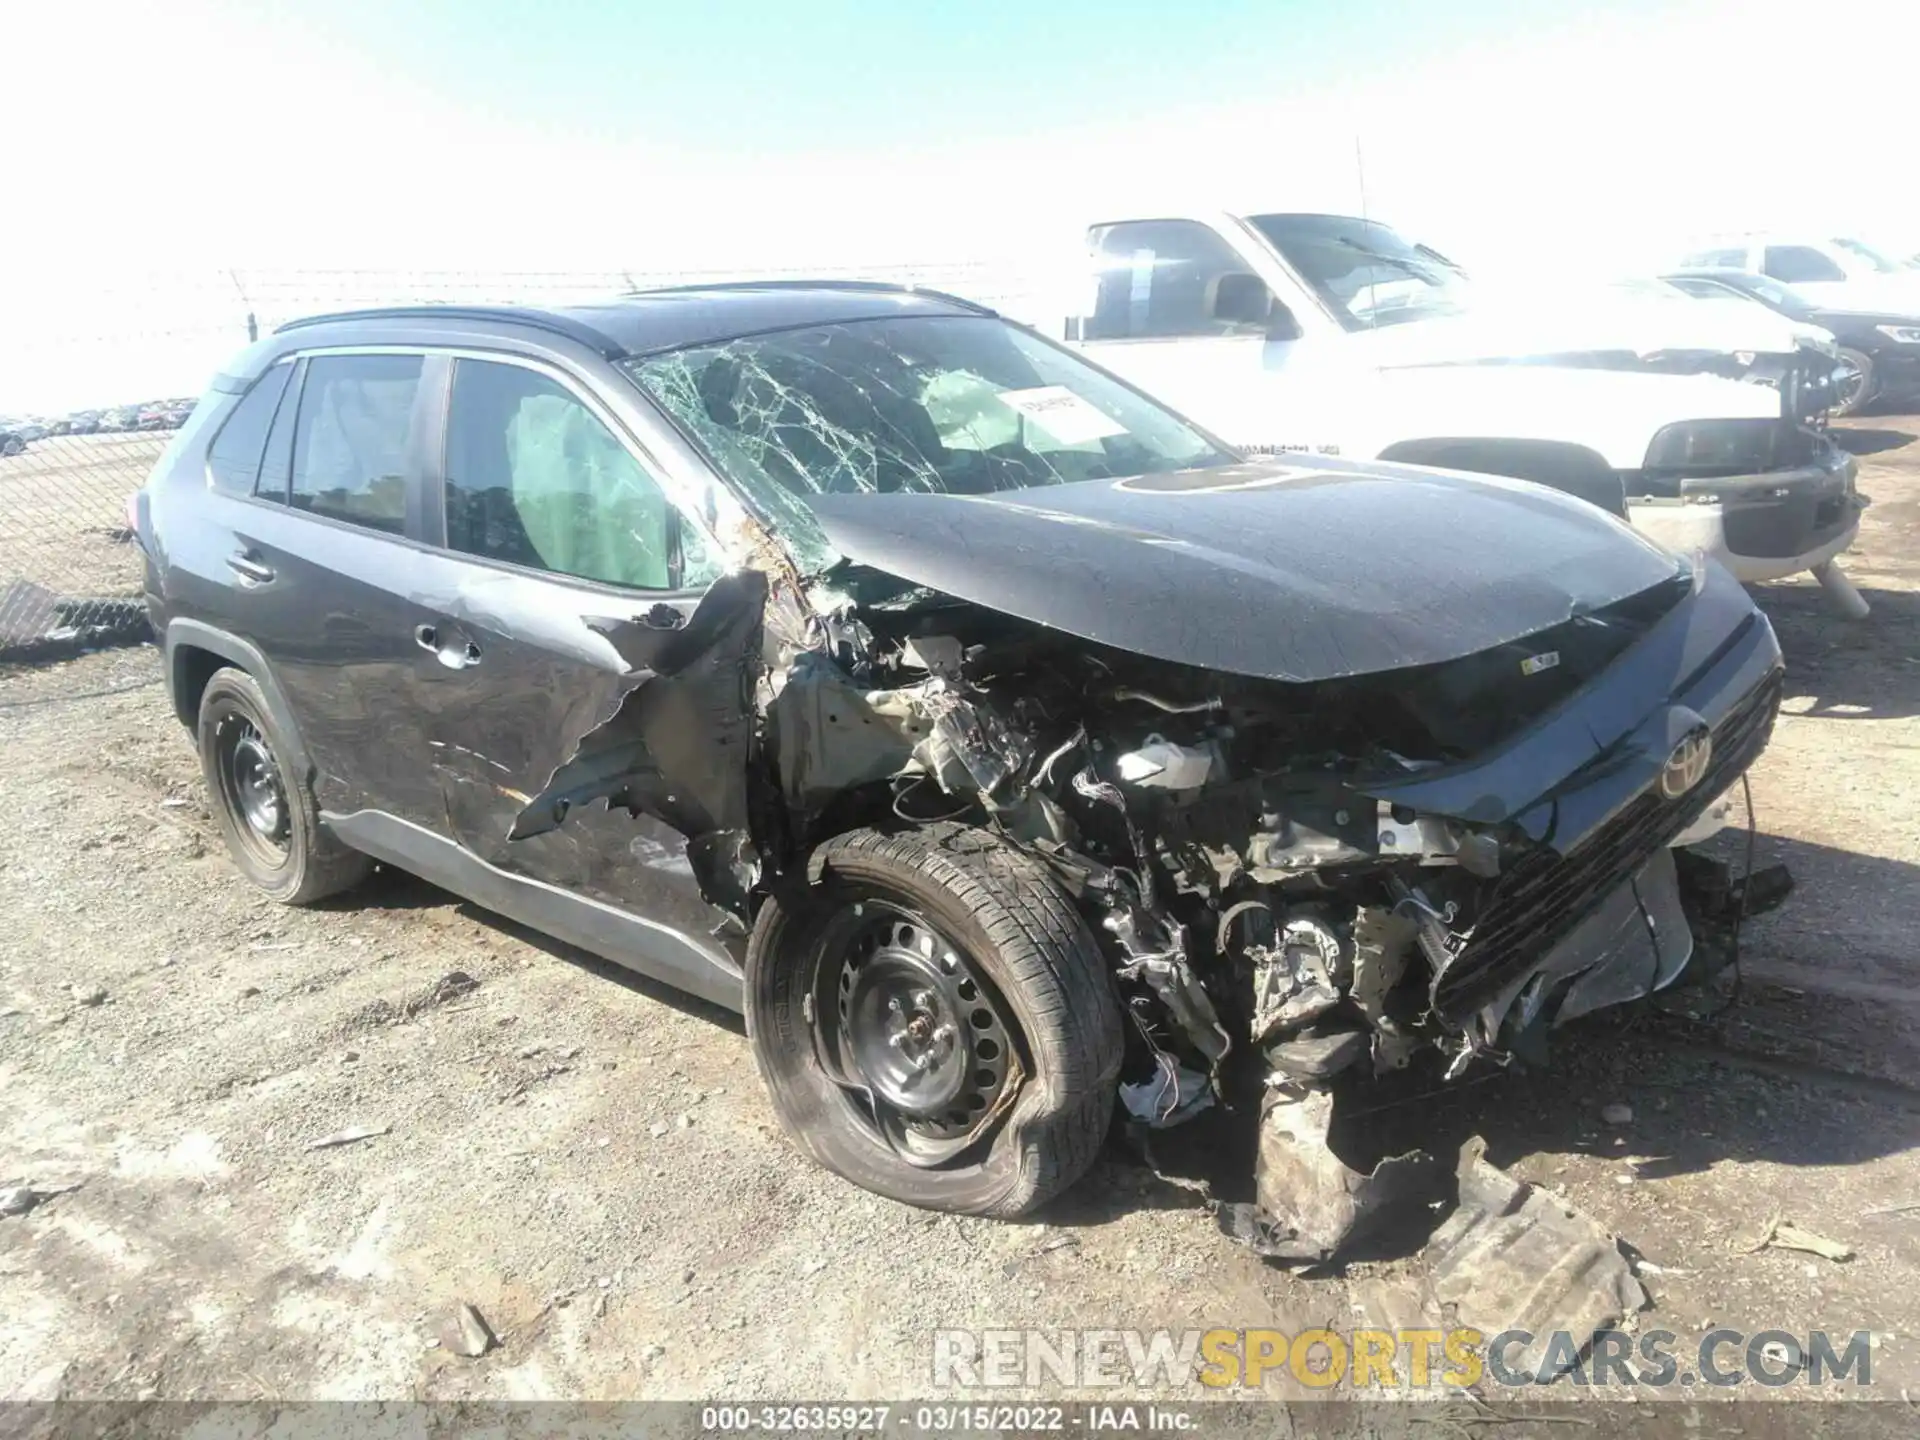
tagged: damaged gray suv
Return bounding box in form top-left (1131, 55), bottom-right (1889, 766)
top-left (135, 283), bottom-right (1782, 1246)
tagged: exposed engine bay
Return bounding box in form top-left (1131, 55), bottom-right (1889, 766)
top-left (746, 561), bottom-right (1782, 1257)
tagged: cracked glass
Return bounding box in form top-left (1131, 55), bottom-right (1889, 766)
top-left (626, 315), bottom-right (1231, 573)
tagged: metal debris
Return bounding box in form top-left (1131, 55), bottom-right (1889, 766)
top-left (0, 1181), bottom-right (81, 1217)
top-left (70, 985), bottom-right (107, 1008)
top-left (1736, 1212), bottom-right (1855, 1262)
top-left (308, 1124), bottom-right (391, 1151)
top-left (1426, 1138), bottom-right (1648, 1381)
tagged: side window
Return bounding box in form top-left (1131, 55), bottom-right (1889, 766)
top-left (443, 358), bottom-right (722, 591)
top-left (287, 354), bottom-right (422, 533)
top-left (1763, 246), bottom-right (1845, 284)
top-left (1085, 220), bottom-right (1275, 341)
top-left (205, 361), bottom-right (293, 495)
top-left (256, 358), bottom-right (303, 502)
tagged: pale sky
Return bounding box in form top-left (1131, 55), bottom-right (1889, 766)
top-left (5, 0), bottom-right (1918, 412)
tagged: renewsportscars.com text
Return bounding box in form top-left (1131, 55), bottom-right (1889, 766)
top-left (932, 1327), bottom-right (1874, 1390)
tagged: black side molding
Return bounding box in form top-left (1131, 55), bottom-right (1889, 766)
top-left (322, 809), bottom-right (747, 1013)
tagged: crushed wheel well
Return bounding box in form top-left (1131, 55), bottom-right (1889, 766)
top-left (1377, 437), bottom-right (1627, 517)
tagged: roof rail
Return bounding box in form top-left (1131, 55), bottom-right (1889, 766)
top-left (623, 277), bottom-right (999, 317)
top-left (274, 305), bottom-right (626, 357)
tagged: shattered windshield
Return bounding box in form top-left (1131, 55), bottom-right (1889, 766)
top-left (626, 315), bottom-right (1232, 573)
top-left (1248, 213), bottom-right (1471, 331)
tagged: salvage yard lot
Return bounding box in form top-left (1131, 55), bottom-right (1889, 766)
top-left (2, 420), bottom-right (1918, 1406)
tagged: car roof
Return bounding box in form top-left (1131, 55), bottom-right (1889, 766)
top-left (274, 281), bottom-right (997, 360)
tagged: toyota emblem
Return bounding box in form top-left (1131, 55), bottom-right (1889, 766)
top-left (1659, 730), bottom-right (1713, 800)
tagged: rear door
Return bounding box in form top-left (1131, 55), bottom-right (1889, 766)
top-left (402, 352), bottom-right (751, 940)
top-left (179, 348), bottom-right (447, 826)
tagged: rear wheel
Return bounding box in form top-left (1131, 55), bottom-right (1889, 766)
top-left (197, 668), bottom-right (371, 904)
top-left (1832, 348), bottom-right (1876, 418)
top-left (747, 824), bottom-right (1123, 1217)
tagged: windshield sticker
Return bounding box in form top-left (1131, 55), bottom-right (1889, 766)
top-left (997, 386), bottom-right (1128, 446)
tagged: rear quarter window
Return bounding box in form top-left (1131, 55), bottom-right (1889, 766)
top-left (205, 361), bottom-right (294, 495)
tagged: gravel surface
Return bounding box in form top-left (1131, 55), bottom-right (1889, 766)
top-left (2, 416), bottom-right (1918, 1406)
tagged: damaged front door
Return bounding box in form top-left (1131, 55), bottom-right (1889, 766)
top-left (408, 354), bottom-right (760, 999)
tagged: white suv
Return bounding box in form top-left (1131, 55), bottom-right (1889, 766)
top-left (1063, 211), bottom-right (1868, 614)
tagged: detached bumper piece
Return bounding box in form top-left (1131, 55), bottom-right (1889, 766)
top-left (1625, 426), bottom-right (1863, 579)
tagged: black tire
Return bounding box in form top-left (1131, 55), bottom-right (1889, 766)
top-left (1832, 348), bottom-right (1877, 418)
top-left (747, 823), bottom-right (1124, 1218)
top-left (196, 667), bottom-right (371, 904)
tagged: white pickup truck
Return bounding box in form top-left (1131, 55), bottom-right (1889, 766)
top-left (1062, 211), bottom-right (1867, 614)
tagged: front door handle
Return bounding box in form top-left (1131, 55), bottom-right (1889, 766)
top-left (227, 550), bottom-right (275, 584)
top-left (415, 623), bottom-right (482, 670)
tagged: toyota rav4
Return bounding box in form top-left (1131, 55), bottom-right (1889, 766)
top-left (133, 284), bottom-right (1783, 1252)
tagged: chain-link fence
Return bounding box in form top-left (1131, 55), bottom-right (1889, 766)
top-left (0, 429), bottom-right (161, 660)
top-left (0, 260), bottom-right (1061, 668)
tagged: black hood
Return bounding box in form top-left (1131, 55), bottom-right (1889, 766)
top-left (809, 458), bottom-right (1687, 683)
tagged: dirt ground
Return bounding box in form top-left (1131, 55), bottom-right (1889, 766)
top-left (2, 415), bottom-right (1919, 1411)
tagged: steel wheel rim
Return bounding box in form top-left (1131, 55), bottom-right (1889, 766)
top-left (1833, 356), bottom-right (1869, 413)
top-left (218, 716), bottom-right (290, 861)
top-left (814, 899), bottom-right (1019, 1167)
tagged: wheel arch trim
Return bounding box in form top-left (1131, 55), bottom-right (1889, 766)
top-left (164, 619), bottom-right (315, 782)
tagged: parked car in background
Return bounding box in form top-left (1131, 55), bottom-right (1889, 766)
top-left (66, 410), bottom-right (102, 435)
top-left (1676, 234), bottom-right (1920, 312)
top-left (0, 425), bottom-right (29, 457)
top-left (1571, 276), bottom-right (1846, 425)
top-left (1666, 268), bottom-right (1920, 417)
top-left (133, 289), bottom-right (1783, 1232)
top-left (99, 406), bottom-right (142, 432)
top-left (1061, 210), bottom-right (1867, 614)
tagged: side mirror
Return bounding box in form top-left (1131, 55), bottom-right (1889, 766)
top-left (1212, 271), bottom-right (1303, 341)
top-left (1211, 271), bottom-right (1274, 326)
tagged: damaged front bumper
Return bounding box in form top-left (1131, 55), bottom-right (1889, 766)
top-left (1626, 441), bottom-right (1863, 583)
top-left (1223, 562), bottom-right (1784, 1263)
top-left (1355, 557), bottom-right (1783, 1046)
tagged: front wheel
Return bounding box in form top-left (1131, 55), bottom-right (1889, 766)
top-left (1831, 348), bottom-right (1877, 418)
top-left (747, 824), bottom-right (1124, 1218)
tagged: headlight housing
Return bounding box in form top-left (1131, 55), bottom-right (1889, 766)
top-left (1642, 418), bottom-right (1817, 481)
top-left (1875, 323), bottom-right (1920, 345)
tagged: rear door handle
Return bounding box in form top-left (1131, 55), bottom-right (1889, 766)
top-left (415, 623), bottom-right (482, 670)
top-left (227, 550), bottom-right (275, 584)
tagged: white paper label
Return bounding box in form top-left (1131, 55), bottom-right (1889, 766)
top-left (997, 385), bottom-right (1128, 445)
